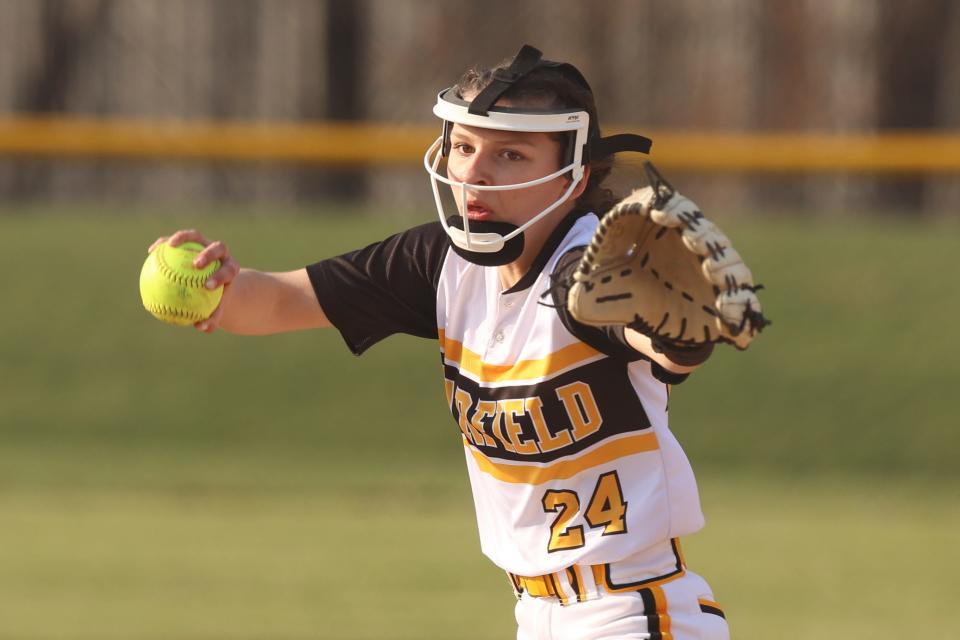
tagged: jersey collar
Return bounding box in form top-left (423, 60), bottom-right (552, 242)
top-left (502, 209), bottom-right (591, 295)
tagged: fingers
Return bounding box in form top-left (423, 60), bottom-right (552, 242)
top-left (193, 241), bottom-right (238, 333)
top-left (193, 240), bottom-right (224, 268)
top-left (194, 241), bottom-right (239, 290)
top-left (168, 229), bottom-right (210, 248)
top-left (194, 275), bottom-right (237, 333)
top-left (146, 231), bottom-right (239, 287)
top-left (147, 228), bottom-right (209, 254)
top-left (649, 194), bottom-right (699, 228)
top-left (206, 254), bottom-right (240, 290)
top-left (716, 288), bottom-right (764, 349)
top-left (617, 186), bottom-right (655, 211)
top-left (147, 237), bottom-right (167, 253)
top-left (681, 220), bottom-right (730, 257)
top-left (195, 302), bottom-right (224, 334)
top-left (702, 248), bottom-right (755, 291)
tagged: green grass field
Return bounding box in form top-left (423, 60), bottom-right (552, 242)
top-left (1, 207), bottom-right (958, 639)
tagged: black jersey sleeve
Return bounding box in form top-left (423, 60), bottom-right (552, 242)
top-left (306, 221), bottom-right (450, 355)
top-left (549, 247), bottom-right (712, 385)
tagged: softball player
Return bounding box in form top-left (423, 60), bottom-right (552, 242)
top-left (156, 45), bottom-right (730, 640)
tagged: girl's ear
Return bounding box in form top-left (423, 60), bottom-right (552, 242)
top-left (569, 165), bottom-right (591, 200)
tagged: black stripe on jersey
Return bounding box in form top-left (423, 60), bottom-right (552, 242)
top-left (601, 542), bottom-right (685, 591)
top-left (565, 567), bottom-right (584, 603)
top-left (507, 572), bottom-right (522, 598)
top-left (547, 573), bottom-right (563, 602)
top-left (445, 357), bottom-right (652, 464)
top-left (670, 538), bottom-right (683, 573)
top-left (700, 603), bottom-right (726, 618)
top-left (638, 588), bottom-right (662, 640)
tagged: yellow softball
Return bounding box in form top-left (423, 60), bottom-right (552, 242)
top-left (139, 241), bottom-right (223, 326)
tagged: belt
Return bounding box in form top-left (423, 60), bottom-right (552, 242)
top-left (507, 538), bottom-right (687, 606)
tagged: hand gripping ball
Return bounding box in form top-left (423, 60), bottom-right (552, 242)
top-left (139, 241), bottom-right (223, 326)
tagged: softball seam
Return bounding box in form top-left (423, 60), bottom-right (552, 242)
top-left (144, 302), bottom-right (207, 321)
top-left (154, 244), bottom-right (215, 288)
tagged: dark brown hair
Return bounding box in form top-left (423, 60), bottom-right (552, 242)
top-left (454, 61), bottom-right (618, 215)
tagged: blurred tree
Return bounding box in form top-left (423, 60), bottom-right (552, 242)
top-left (299, 0), bottom-right (368, 202)
top-left (0, 0), bottom-right (956, 212)
top-left (875, 0), bottom-right (954, 211)
top-left (10, 0), bottom-right (111, 198)
top-left (16, 0), bottom-right (111, 113)
top-left (209, 0), bottom-right (261, 198)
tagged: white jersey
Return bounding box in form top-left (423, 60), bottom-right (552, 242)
top-left (436, 214), bottom-right (704, 576)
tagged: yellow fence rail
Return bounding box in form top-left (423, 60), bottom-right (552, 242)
top-left (1, 116), bottom-right (959, 173)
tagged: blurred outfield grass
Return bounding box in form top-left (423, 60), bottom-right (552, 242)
top-left (0, 206), bottom-right (958, 639)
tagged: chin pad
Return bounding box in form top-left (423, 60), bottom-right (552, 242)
top-left (447, 216), bottom-right (525, 266)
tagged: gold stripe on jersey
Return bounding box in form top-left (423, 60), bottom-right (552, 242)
top-left (439, 330), bottom-right (602, 384)
top-left (698, 598), bottom-right (726, 619)
top-left (650, 584), bottom-right (673, 639)
top-left (674, 538), bottom-right (687, 568)
top-left (548, 572), bottom-right (569, 606)
top-left (510, 572), bottom-right (557, 598)
top-left (466, 431), bottom-right (659, 484)
top-left (443, 378), bottom-right (455, 408)
top-left (567, 565), bottom-right (587, 603)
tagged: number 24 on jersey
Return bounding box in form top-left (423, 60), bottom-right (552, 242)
top-left (541, 471), bottom-right (627, 553)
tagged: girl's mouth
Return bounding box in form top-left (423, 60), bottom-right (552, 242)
top-left (466, 202), bottom-right (493, 220)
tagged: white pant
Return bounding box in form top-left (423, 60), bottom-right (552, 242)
top-left (515, 570), bottom-right (729, 640)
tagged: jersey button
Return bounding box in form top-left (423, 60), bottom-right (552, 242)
top-left (494, 332), bottom-right (505, 343)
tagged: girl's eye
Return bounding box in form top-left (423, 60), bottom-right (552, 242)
top-left (452, 142), bottom-right (474, 154)
top-left (503, 150), bottom-right (524, 161)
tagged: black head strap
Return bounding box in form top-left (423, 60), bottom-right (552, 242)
top-left (539, 61), bottom-right (593, 96)
top-left (468, 45), bottom-right (544, 115)
top-left (587, 133), bottom-right (653, 163)
top-left (463, 45), bottom-right (653, 163)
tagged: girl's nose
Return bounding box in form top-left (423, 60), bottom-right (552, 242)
top-left (455, 151), bottom-right (493, 186)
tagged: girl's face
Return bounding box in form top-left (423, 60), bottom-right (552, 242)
top-left (445, 122), bottom-right (573, 228)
